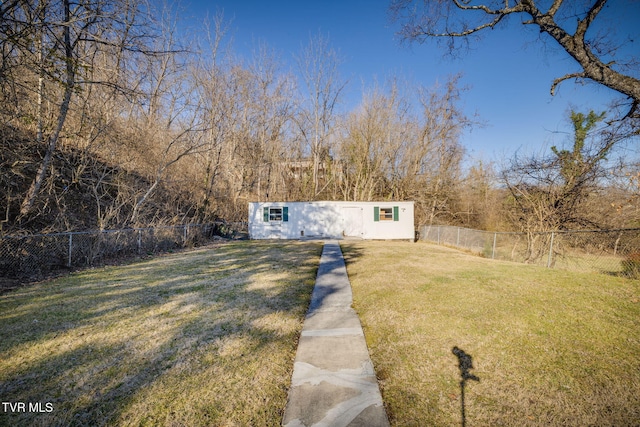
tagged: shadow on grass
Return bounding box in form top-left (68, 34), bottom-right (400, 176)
top-left (0, 240), bottom-right (323, 426)
top-left (337, 242), bottom-right (365, 272)
top-left (452, 346), bottom-right (480, 427)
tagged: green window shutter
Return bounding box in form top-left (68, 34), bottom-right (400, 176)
top-left (283, 206), bottom-right (289, 222)
top-left (374, 206), bottom-right (380, 222)
top-left (263, 207), bottom-right (269, 222)
top-left (393, 206), bottom-right (399, 221)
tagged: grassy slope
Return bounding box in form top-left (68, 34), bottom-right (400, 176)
top-left (0, 241), bottom-right (323, 427)
top-left (342, 241), bottom-right (640, 427)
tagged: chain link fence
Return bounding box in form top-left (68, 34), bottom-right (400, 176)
top-left (0, 222), bottom-right (247, 281)
top-left (419, 225), bottom-right (640, 276)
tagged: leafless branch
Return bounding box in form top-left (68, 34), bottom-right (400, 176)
top-left (551, 71), bottom-right (586, 95)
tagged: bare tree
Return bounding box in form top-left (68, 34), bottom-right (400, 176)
top-left (0, 0), bottom-right (157, 219)
top-left (337, 75), bottom-right (469, 221)
top-left (123, 7), bottom-right (207, 226)
top-left (18, 0), bottom-right (82, 217)
top-left (338, 87), bottom-right (394, 201)
top-left (459, 160), bottom-right (504, 229)
top-left (390, 0), bottom-right (640, 123)
top-left (244, 42), bottom-right (296, 202)
top-left (295, 33), bottom-right (347, 197)
top-left (189, 13), bottom-right (235, 220)
top-left (501, 109), bottom-right (622, 259)
top-left (411, 77), bottom-right (469, 225)
top-left (189, 30), bottom-right (298, 220)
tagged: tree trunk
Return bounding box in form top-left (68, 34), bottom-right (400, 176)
top-left (19, 0), bottom-right (74, 218)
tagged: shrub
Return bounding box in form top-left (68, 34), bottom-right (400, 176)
top-left (621, 252), bottom-right (640, 278)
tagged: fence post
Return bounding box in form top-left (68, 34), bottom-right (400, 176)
top-left (68, 233), bottom-right (72, 267)
top-left (457, 227), bottom-right (461, 247)
top-left (437, 226), bottom-right (441, 245)
top-left (547, 232), bottom-right (555, 268)
top-left (137, 230), bottom-right (142, 254)
top-left (183, 225), bottom-right (188, 245)
top-left (492, 233), bottom-right (497, 259)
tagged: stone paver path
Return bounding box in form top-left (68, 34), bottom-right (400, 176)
top-left (282, 241), bottom-right (390, 427)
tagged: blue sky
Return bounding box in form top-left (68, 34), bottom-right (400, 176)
top-left (181, 0), bottom-right (639, 162)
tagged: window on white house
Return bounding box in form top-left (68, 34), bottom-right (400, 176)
top-left (374, 206), bottom-right (399, 222)
top-left (263, 206), bottom-right (289, 222)
top-left (379, 207), bottom-right (394, 221)
top-left (270, 208), bottom-right (283, 221)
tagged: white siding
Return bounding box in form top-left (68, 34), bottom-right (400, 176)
top-left (248, 201), bottom-right (414, 240)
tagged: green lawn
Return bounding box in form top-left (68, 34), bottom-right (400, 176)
top-left (342, 241), bottom-right (640, 427)
top-left (0, 241), bottom-right (323, 427)
top-left (4, 239), bottom-right (637, 426)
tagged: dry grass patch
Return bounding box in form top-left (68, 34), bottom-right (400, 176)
top-left (342, 241), bottom-right (640, 427)
top-left (0, 241), bottom-right (323, 427)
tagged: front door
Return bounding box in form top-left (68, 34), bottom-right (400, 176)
top-left (342, 207), bottom-right (363, 238)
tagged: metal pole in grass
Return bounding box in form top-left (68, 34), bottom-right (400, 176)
top-left (453, 346), bottom-right (479, 427)
top-left (492, 232), bottom-right (497, 259)
top-left (68, 233), bottom-right (72, 267)
top-left (547, 232), bottom-right (555, 268)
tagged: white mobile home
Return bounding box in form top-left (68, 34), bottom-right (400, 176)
top-left (248, 201), bottom-right (415, 240)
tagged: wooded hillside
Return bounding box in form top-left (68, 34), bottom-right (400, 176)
top-left (1, 1), bottom-right (638, 236)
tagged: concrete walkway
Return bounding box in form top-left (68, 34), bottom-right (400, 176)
top-left (283, 241), bottom-right (390, 427)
